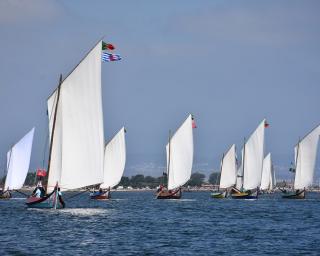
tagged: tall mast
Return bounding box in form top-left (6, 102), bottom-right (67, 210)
top-left (241, 137), bottom-right (246, 191)
top-left (45, 74), bottom-right (63, 192)
top-left (218, 153), bottom-right (225, 191)
top-left (2, 145), bottom-right (13, 191)
top-left (167, 130), bottom-right (172, 188)
top-left (270, 161), bottom-right (274, 190)
top-left (293, 138), bottom-right (300, 191)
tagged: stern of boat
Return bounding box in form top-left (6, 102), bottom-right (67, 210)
top-left (156, 188), bottom-right (181, 199)
top-left (282, 189), bottom-right (305, 199)
top-left (90, 190), bottom-right (111, 200)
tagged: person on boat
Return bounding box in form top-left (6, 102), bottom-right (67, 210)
top-left (0, 189), bottom-right (11, 198)
top-left (157, 184), bottom-right (164, 193)
top-left (91, 187), bottom-right (103, 197)
top-left (32, 181), bottom-right (45, 198)
top-left (57, 187), bottom-right (65, 208)
top-left (33, 187), bottom-right (42, 198)
top-left (94, 188), bottom-right (102, 196)
top-left (289, 162), bottom-right (296, 173)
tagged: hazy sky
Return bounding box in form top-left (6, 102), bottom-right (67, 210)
top-left (0, 0), bottom-right (319, 178)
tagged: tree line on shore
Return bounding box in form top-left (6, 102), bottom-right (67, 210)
top-left (0, 171), bottom-right (295, 189)
top-left (1, 171), bottom-right (221, 188)
top-left (118, 172), bottom-right (220, 188)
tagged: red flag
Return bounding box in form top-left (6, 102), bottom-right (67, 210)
top-left (192, 116), bottom-right (197, 129)
top-left (36, 169), bottom-right (47, 177)
top-left (264, 120), bottom-right (269, 128)
top-left (102, 41), bottom-right (115, 50)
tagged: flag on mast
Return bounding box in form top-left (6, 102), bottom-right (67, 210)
top-left (264, 120), bottom-right (270, 128)
top-left (102, 52), bottom-right (122, 62)
top-left (192, 115), bottom-right (197, 129)
top-left (102, 41), bottom-right (115, 50)
top-left (36, 169), bottom-right (47, 177)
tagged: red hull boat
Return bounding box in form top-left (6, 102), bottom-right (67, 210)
top-left (26, 189), bottom-right (65, 209)
top-left (156, 188), bottom-right (181, 199)
top-left (90, 190), bottom-right (111, 200)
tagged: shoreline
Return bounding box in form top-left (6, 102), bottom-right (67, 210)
top-left (19, 186), bottom-right (320, 193)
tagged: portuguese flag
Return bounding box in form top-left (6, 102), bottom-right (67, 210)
top-left (102, 41), bottom-right (115, 50)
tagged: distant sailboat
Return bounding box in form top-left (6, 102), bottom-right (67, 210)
top-left (90, 127), bottom-right (126, 200)
top-left (26, 40), bottom-right (106, 208)
top-left (156, 114), bottom-right (195, 199)
top-left (283, 124), bottom-right (320, 199)
top-left (231, 119), bottom-right (267, 199)
top-left (211, 144), bottom-right (237, 199)
top-left (235, 149), bottom-right (244, 190)
top-left (0, 128), bottom-right (35, 199)
top-left (260, 153), bottom-right (275, 192)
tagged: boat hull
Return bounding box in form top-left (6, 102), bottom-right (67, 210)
top-left (282, 190), bottom-right (305, 199)
top-left (0, 191), bottom-right (12, 199)
top-left (90, 190), bottom-right (111, 200)
top-left (156, 188), bottom-right (181, 199)
top-left (231, 193), bottom-right (257, 199)
top-left (26, 192), bottom-right (65, 209)
top-left (231, 189), bottom-right (258, 199)
top-left (211, 191), bottom-right (227, 199)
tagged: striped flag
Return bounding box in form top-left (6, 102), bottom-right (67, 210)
top-left (102, 52), bottom-right (122, 62)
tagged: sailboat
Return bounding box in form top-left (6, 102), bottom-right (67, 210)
top-left (156, 114), bottom-right (195, 199)
top-left (0, 128), bottom-right (35, 199)
top-left (211, 144), bottom-right (237, 198)
top-left (26, 40), bottom-right (106, 208)
top-left (90, 127), bottom-right (126, 200)
top-left (235, 149), bottom-right (244, 191)
top-left (260, 153), bottom-right (275, 193)
top-left (231, 119), bottom-right (267, 199)
top-left (282, 124), bottom-right (320, 199)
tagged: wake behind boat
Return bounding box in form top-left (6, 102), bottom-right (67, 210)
top-left (156, 114), bottom-right (195, 199)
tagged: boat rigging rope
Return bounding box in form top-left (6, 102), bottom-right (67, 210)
top-left (41, 89), bottom-right (58, 169)
top-left (14, 190), bottom-right (30, 198)
top-left (64, 188), bottom-right (91, 200)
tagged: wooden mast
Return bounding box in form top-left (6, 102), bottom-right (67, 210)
top-left (45, 74), bottom-right (63, 193)
top-left (217, 153), bottom-right (224, 191)
top-left (2, 145), bottom-right (13, 191)
top-left (293, 137), bottom-right (300, 192)
top-left (241, 137), bottom-right (246, 191)
top-left (167, 130), bottom-right (172, 189)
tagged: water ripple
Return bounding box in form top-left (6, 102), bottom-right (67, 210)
top-left (0, 191), bottom-right (320, 255)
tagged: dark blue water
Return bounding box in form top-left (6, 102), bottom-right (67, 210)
top-left (1, 191), bottom-right (320, 255)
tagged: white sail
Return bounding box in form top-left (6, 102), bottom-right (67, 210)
top-left (271, 163), bottom-right (276, 189)
top-left (167, 114), bottom-right (194, 190)
top-left (243, 119), bottom-right (266, 190)
top-left (4, 128), bottom-right (35, 190)
top-left (260, 153), bottom-right (272, 190)
top-left (294, 124), bottom-right (320, 190)
top-left (47, 41), bottom-right (105, 192)
top-left (219, 144), bottom-right (237, 189)
top-left (100, 127), bottom-right (126, 189)
top-left (236, 149), bottom-right (243, 190)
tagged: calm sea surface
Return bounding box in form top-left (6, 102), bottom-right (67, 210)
top-left (1, 191), bottom-right (320, 255)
